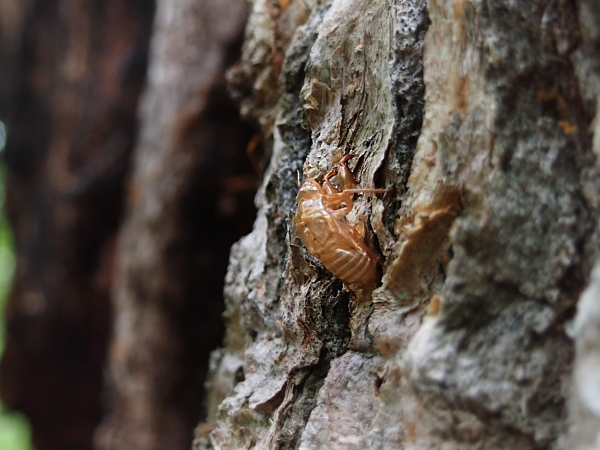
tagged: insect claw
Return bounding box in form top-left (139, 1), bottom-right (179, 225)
top-left (325, 168), bottom-right (338, 181)
top-left (340, 154), bottom-right (358, 165)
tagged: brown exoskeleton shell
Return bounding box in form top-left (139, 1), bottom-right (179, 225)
top-left (295, 155), bottom-right (386, 286)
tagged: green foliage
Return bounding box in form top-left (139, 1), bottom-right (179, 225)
top-left (0, 410), bottom-right (32, 450)
top-left (0, 122), bottom-right (33, 450)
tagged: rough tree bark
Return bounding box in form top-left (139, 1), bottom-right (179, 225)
top-left (197, 1), bottom-right (600, 450)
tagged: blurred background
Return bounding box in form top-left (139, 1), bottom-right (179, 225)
top-left (0, 1), bottom-right (257, 449)
top-left (0, 120), bottom-right (32, 450)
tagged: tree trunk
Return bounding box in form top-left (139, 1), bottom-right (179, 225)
top-left (95, 1), bottom-right (254, 449)
top-left (198, 0), bottom-right (600, 449)
top-left (0, 1), bottom-right (154, 449)
top-left (0, 0), bottom-right (254, 449)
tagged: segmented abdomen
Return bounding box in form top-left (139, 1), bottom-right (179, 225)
top-left (296, 196), bottom-right (378, 285)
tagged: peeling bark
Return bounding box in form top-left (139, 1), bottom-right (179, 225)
top-left (200, 0), bottom-right (600, 449)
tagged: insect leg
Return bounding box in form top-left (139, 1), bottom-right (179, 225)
top-left (343, 188), bottom-right (389, 195)
top-left (337, 155), bottom-right (359, 191)
top-left (322, 192), bottom-right (354, 218)
top-left (322, 168), bottom-right (341, 195)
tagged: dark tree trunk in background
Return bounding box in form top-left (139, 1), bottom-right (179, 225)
top-left (0, 0), bottom-right (254, 449)
top-left (0, 1), bottom-right (155, 449)
top-left (95, 1), bottom-right (254, 449)
top-left (2, 0), bottom-right (600, 450)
